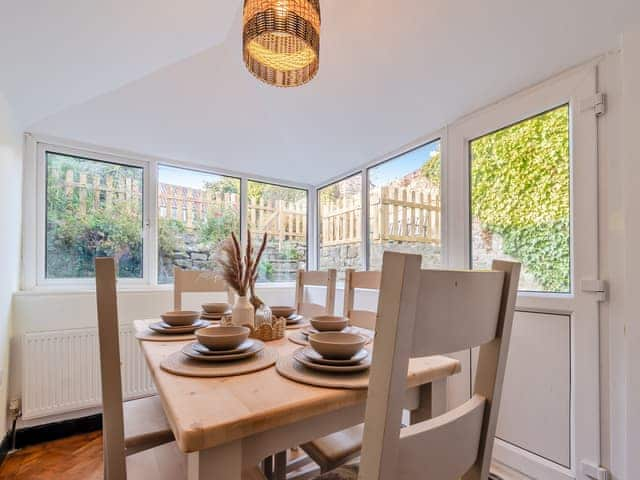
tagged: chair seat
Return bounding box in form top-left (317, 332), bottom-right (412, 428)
top-left (126, 441), bottom-right (266, 480)
top-left (124, 395), bottom-right (174, 454)
top-left (301, 424), bottom-right (364, 471)
top-left (312, 464), bottom-right (359, 480)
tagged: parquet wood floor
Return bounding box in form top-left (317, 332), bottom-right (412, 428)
top-left (0, 431), bottom-right (526, 480)
top-left (0, 431), bottom-right (103, 480)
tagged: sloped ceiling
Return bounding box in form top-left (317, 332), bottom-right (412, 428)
top-left (0, 0), bottom-right (239, 126)
top-left (6, 0), bottom-right (640, 184)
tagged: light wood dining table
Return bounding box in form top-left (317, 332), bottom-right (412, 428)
top-left (134, 320), bottom-right (461, 480)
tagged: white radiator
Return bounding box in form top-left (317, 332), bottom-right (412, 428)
top-left (22, 326), bottom-right (156, 420)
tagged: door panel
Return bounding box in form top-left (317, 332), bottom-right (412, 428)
top-left (496, 311), bottom-right (571, 468)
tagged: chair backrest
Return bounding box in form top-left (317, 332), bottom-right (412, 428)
top-left (95, 257), bottom-right (127, 480)
top-left (359, 251), bottom-right (520, 480)
top-left (295, 269), bottom-right (337, 317)
top-left (173, 266), bottom-right (234, 310)
top-left (342, 269), bottom-right (382, 329)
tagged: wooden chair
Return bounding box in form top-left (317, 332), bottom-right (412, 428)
top-left (95, 257), bottom-right (180, 479)
top-left (298, 270), bottom-right (382, 474)
top-left (342, 269), bottom-right (382, 329)
top-left (173, 266), bottom-right (234, 310)
top-left (314, 252), bottom-right (520, 480)
top-left (96, 258), bottom-right (267, 480)
top-left (295, 269), bottom-right (338, 317)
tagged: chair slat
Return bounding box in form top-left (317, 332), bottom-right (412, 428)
top-left (398, 395), bottom-right (486, 480)
top-left (295, 269), bottom-right (337, 316)
top-left (173, 267), bottom-right (233, 310)
top-left (350, 271), bottom-right (382, 290)
top-left (412, 269), bottom-right (505, 357)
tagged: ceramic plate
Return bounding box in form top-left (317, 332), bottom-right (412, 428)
top-left (182, 340), bottom-right (265, 362)
top-left (200, 311), bottom-right (231, 320)
top-left (191, 339), bottom-right (254, 355)
top-left (302, 347), bottom-right (369, 366)
top-left (293, 349), bottom-right (371, 373)
top-left (301, 326), bottom-right (359, 337)
top-left (149, 319), bottom-right (209, 334)
top-left (286, 314), bottom-right (304, 324)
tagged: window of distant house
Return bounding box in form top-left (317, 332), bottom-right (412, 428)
top-left (45, 151), bottom-right (144, 279)
top-left (318, 174), bottom-right (363, 276)
top-left (247, 181), bottom-right (308, 282)
top-left (367, 139), bottom-right (442, 270)
top-left (157, 165), bottom-right (241, 284)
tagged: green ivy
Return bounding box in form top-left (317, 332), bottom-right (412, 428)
top-left (422, 105), bottom-right (570, 291)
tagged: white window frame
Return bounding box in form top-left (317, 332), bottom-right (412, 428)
top-left (315, 129), bottom-right (448, 273)
top-left (33, 141), bottom-right (151, 288)
top-left (23, 134), bottom-right (313, 290)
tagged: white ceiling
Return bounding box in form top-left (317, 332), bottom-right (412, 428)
top-left (0, 0), bottom-right (239, 126)
top-left (4, 0), bottom-right (640, 184)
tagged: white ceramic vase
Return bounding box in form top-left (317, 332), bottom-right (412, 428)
top-left (232, 295), bottom-right (254, 327)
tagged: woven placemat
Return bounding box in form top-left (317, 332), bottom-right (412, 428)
top-left (160, 347), bottom-right (278, 377)
top-left (276, 353), bottom-right (369, 389)
top-left (135, 329), bottom-right (196, 342)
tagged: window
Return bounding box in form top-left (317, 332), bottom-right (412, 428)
top-left (470, 105), bottom-right (570, 292)
top-left (247, 181), bottom-right (308, 282)
top-left (158, 165), bottom-right (240, 284)
top-left (367, 139), bottom-right (442, 270)
top-left (318, 174), bottom-right (363, 275)
top-left (45, 151), bottom-right (144, 279)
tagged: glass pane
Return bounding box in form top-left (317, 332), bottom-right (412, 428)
top-left (318, 174), bottom-right (363, 277)
top-left (470, 105), bottom-right (570, 293)
top-left (158, 165), bottom-right (240, 284)
top-left (368, 140), bottom-right (442, 270)
top-left (247, 181), bottom-right (307, 282)
top-left (45, 152), bottom-right (144, 278)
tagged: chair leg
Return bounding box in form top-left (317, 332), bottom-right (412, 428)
top-left (274, 451), bottom-right (287, 480)
top-left (262, 456), bottom-right (274, 480)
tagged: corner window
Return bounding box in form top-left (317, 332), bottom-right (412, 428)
top-left (367, 139), bottom-right (442, 270)
top-left (247, 181), bottom-right (308, 282)
top-left (318, 174), bottom-right (363, 275)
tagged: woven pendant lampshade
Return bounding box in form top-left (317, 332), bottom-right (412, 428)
top-left (243, 0), bottom-right (321, 87)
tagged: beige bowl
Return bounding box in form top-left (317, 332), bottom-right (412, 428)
top-left (160, 310), bottom-right (200, 326)
top-left (309, 332), bottom-right (366, 360)
top-left (202, 302), bottom-right (230, 314)
top-left (196, 326), bottom-right (250, 350)
top-left (310, 316), bottom-right (348, 332)
top-left (271, 306), bottom-right (296, 318)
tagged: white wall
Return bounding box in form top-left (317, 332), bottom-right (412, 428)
top-left (0, 94), bottom-right (22, 439)
top-left (9, 284), bottom-right (296, 427)
top-left (621, 27), bottom-right (640, 480)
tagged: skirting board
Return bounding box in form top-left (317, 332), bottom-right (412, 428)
top-left (13, 413), bottom-right (102, 451)
top-left (0, 433), bottom-right (10, 469)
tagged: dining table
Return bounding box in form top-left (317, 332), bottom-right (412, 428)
top-left (134, 319), bottom-right (461, 480)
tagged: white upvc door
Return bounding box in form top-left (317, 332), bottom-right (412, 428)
top-left (445, 64), bottom-right (601, 480)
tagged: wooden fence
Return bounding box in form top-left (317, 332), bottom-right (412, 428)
top-left (320, 185), bottom-right (441, 246)
top-left (58, 169), bottom-right (440, 247)
top-left (55, 168), bottom-right (142, 215)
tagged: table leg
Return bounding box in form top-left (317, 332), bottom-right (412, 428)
top-left (188, 440), bottom-right (242, 480)
top-left (410, 378), bottom-right (447, 424)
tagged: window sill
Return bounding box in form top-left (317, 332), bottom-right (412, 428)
top-left (15, 282), bottom-right (299, 297)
